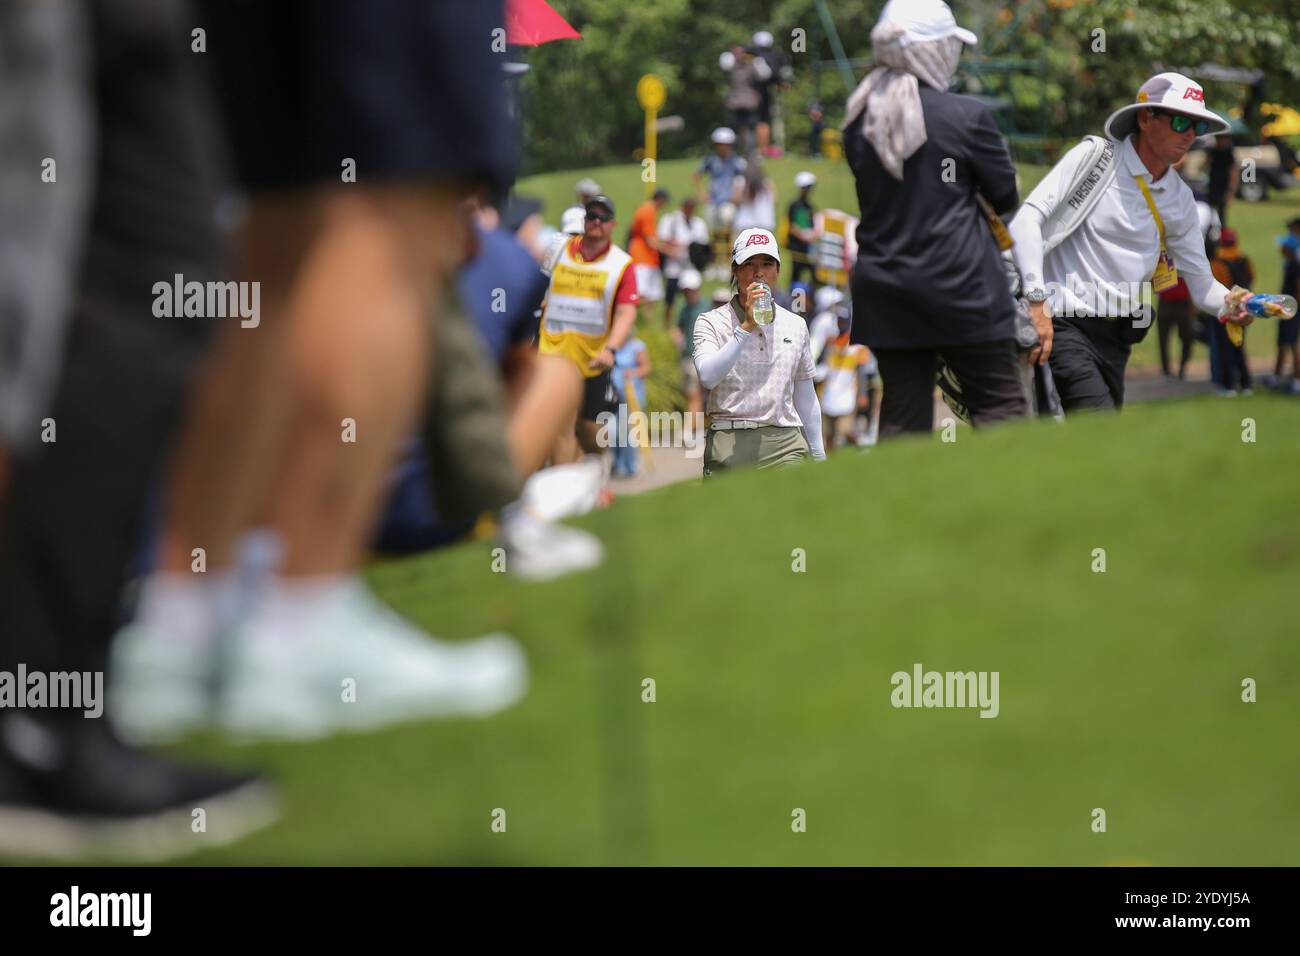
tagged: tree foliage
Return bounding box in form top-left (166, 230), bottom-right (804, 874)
top-left (515, 0), bottom-right (1300, 174)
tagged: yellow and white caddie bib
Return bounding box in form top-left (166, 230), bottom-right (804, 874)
top-left (539, 238), bottom-right (633, 378)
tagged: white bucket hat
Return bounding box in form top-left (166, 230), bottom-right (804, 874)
top-left (879, 0), bottom-right (977, 47)
top-left (794, 171), bottom-right (817, 188)
top-left (1104, 72), bottom-right (1229, 142)
top-left (711, 127), bottom-right (737, 145)
top-left (732, 228), bottom-right (781, 265)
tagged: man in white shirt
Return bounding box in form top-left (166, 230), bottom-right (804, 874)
top-left (657, 195), bottom-right (710, 324)
top-left (1010, 73), bottom-right (1255, 412)
top-left (693, 228), bottom-right (825, 475)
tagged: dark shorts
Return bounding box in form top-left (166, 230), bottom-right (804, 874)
top-left (730, 107), bottom-right (759, 132)
top-left (199, 0), bottom-right (515, 194)
top-left (1279, 314), bottom-right (1300, 346)
top-left (664, 275), bottom-right (680, 310)
top-left (581, 369), bottom-right (618, 422)
top-left (1048, 317), bottom-right (1135, 412)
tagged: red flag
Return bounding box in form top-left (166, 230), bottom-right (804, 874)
top-left (505, 0), bottom-right (581, 47)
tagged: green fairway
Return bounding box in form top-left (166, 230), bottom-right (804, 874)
top-left (174, 395), bottom-right (1299, 865)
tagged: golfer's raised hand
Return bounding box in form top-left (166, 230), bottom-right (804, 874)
top-left (739, 281), bottom-right (766, 332)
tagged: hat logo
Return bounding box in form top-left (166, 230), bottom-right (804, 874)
top-left (744, 233), bottom-right (770, 247)
top-left (1182, 87), bottom-right (1205, 102)
top-left (1137, 91), bottom-right (1148, 102)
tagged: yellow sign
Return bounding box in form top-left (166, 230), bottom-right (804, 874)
top-left (636, 74), bottom-right (666, 111)
top-left (638, 74), bottom-right (666, 197)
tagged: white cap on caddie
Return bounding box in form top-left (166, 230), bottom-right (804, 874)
top-left (560, 205), bottom-right (586, 235)
top-left (815, 286), bottom-right (844, 312)
top-left (794, 171), bottom-right (817, 188)
top-left (678, 269), bottom-right (702, 291)
top-left (732, 227), bottom-right (781, 265)
top-left (711, 127), bottom-right (736, 145)
top-left (878, 0), bottom-right (977, 47)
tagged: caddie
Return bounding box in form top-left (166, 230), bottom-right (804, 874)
top-left (1009, 72), bottom-right (1255, 412)
top-left (537, 194), bottom-right (640, 459)
top-left (692, 227), bottom-right (825, 476)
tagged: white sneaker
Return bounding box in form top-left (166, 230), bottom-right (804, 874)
top-left (1290, 379), bottom-right (1300, 395)
top-left (522, 456), bottom-right (605, 522)
top-left (219, 580), bottom-right (527, 741)
top-left (109, 622), bottom-right (215, 745)
top-left (108, 533), bottom-right (284, 744)
top-left (498, 505), bottom-right (604, 582)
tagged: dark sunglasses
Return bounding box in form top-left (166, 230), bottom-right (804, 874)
top-left (585, 212), bottom-right (614, 223)
top-left (1153, 110), bottom-right (1211, 136)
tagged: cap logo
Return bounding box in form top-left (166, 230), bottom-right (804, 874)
top-left (744, 233), bottom-right (770, 247)
top-left (1182, 87), bottom-right (1205, 102)
top-left (1137, 91), bottom-right (1148, 102)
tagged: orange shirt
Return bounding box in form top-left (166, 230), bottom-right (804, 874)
top-left (628, 201), bottom-right (660, 268)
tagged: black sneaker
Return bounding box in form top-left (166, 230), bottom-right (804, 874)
top-left (0, 713), bottom-right (276, 862)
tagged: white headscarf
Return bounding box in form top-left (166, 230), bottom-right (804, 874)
top-left (842, 22), bottom-right (964, 181)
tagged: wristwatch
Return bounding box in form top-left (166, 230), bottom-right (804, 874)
top-left (1024, 287), bottom-right (1049, 304)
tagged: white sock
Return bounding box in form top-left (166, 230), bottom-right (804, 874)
top-left (252, 574), bottom-right (356, 640)
top-left (211, 528), bottom-right (286, 634)
top-left (134, 571), bottom-right (232, 645)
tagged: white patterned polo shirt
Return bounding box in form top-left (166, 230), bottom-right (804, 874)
top-left (692, 296), bottom-right (816, 425)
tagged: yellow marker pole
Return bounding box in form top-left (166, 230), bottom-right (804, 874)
top-left (636, 74), bottom-right (666, 199)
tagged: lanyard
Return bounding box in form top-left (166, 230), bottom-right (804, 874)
top-left (1134, 175), bottom-right (1179, 292)
top-left (1133, 176), bottom-right (1167, 250)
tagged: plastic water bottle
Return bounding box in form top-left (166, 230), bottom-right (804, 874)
top-left (752, 281), bottom-right (774, 326)
top-left (1245, 294), bottom-right (1298, 320)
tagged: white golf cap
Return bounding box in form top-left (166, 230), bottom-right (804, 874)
top-left (560, 205), bottom-right (586, 235)
top-left (878, 0), bottom-right (977, 47)
top-left (711, 126), bottom-right (736, 145)
top-left (753, 30), bottom-right (774, 48)
top-left (732, 227), bottom-right (781, 265)
top-left (678, 269), bottom-right (703, 291)
top-left (794, 171), bottom-right (817, 188)
top-left (575, 177), bottom-right (601, 197)
top-left (814, 286), bottom-right (844, 311)
top-left (1104, 72), bottom-right (1230, 142)
top-left (712, 288), bottom-right (733, 305)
